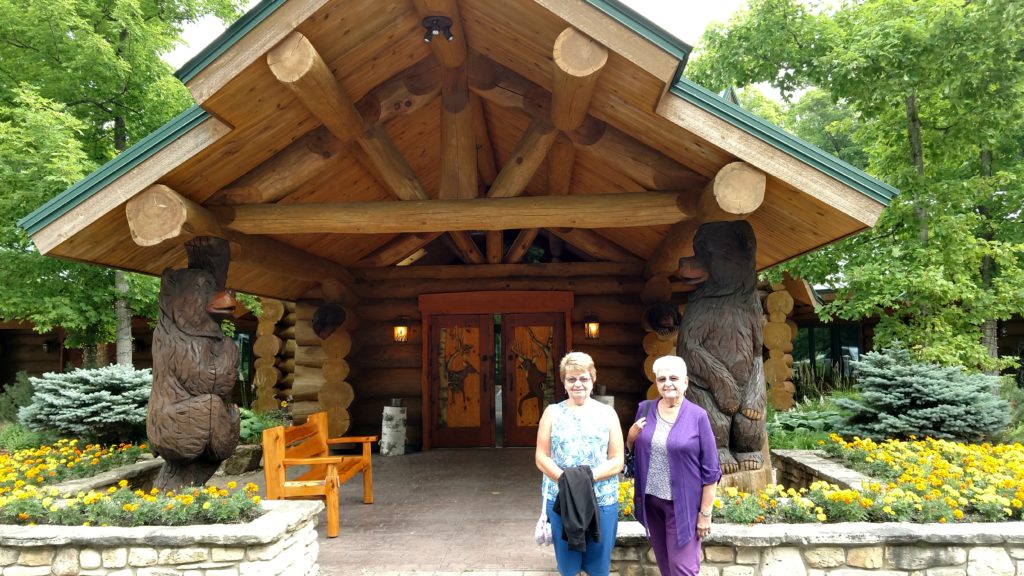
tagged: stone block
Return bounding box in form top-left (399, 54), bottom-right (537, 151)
top-left (246, 541), bottom-right (284, 562)
top-left (205, 568), bottom-right (241, 576)
top-left (17, 546), bottom-right (55, 566)
top-left (612, 546), bottom-right (640, 561)
top-left (803, 546), bottom-right (845, 568)
top-left (52, 547), bottom-right (80, 576)
top-left (761, 547), bottom-right (807, 576)
top-left (966, 547), bottom-right (1013, 576)
top-left (158, 546), bottom-right (209, 564)
top-left (723, 566), bottom-right (756, 576)
top-left (698, 566), bottom-right (720, 576)
top-left (212, 547), bottom-right (247, 562)
top-left (0, 547), bottom-right (20, 565)
top-left (926, 568), bottom-right (966, 576)
top-left (887, 546), bottom-right (967, 569)
top-left (138, 568), bottom-right (187, 575)
top-left (2, 566), bottom-right (52, 576)
top-left (735, 547), bottom-right (760, 564)
top-left (129, 547), bottom-right (160, 566)
top-left (828, 571), bottom-right (906, 576)
top-left (79, 548), bottom-right (102, 569)
top-left (846, 546), bottom-right (884, 568)
top-left (619, 563), bottom-right (644, 576)
top-left (1009, 547), bottom-right (1024, 560)
top-left (705, 546), bottom-right (735, 563)
top-left (102, 546), bottom-right (128, 567)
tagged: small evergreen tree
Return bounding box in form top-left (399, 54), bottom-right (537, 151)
top-left (19, 365), bottom-right (151, 443)
top-left (0, 371), bottom-right (35, 423)
top-left (835, 348), bottom-right (1009, 442)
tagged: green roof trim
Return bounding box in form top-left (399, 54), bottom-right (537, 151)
top-left (18, 105), bottom-right (212, 237)
top-left (174, 0), bottom-right (287, 84)
top-left (583, 0), bottom-right (692, 85)
top-left (670, 78), bottom-right (897, 205)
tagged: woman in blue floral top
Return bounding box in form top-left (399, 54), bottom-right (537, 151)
top-left (536, 351), bottom-right (624, 576)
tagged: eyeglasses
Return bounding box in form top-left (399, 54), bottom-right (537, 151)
top-left (564, 376), bottom-right (592, 384)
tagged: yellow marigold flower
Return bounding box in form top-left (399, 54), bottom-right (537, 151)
top-left (1012, 499), bottom-right (1023, 509)
top-left (227, 481), bottom-right (237, 490)
top-left (83, 522), bottom-right (90, 526)
top-left (17, 512), bottom-right (29, 520)
top-left (816, 513), bottom-right (827, 522)
top-left (953, 509), bottom-right (964, 520)
top-left (118, 480), bottom-right (129, 488)
top-left (252, 496), bottom-right (261, 504)
top-left (49, 505), bottom-right (58, 512)
top-left (725, 487), bottom-right (739, 498)
top-left (245, 483), bottom-right (259, 493)
top-left (202, 502), bottom-right (212, 510)
top-left (939, 517), bottom-right (947, 523)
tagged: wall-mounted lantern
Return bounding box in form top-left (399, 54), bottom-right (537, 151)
top-left (393, 316), bottom-right (411, 343)
top-left (583, 313), bottom-right (600, 340)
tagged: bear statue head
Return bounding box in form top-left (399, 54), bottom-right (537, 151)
top-left (690, 220), bottom-right (757, 298)
top-left (159, 267), bottom-right (238, 339)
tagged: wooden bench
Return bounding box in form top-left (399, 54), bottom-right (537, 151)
top-left (262, 411), bottom-right (378, 538)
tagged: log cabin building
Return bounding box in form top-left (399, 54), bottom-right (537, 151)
top-left (19, 0), bottom-right (898, 450)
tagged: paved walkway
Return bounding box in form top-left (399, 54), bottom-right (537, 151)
top-left (216, 447), bottom-right (561, 575)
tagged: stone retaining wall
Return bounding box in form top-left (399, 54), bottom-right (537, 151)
top-left (615, 520), bottom-right (1024, 575)
top-left (0, 500), bottom-right (322, 576)
top-left (771, 449), bottom-right (870, 491)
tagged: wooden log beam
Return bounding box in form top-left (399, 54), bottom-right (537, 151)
top-left (267, 32), bottom-right (429, 201)
top-left (352, 261), bottom-right (644, 281)
top-left (548, 134), bottom-right (575, 196)
top-left (357, 275), bottom-right (649, 299)
top-left (504, 228), bottom-right (539, 264)
top-left (446, 231), bottom-right (485, 264)
top-left (211, 191), bottom-right (699, 234)
top-left (551, 27), bottom-right (608, 132)
top-left (485, 230), bottom-right (503, 264)
top-left (645, 161), bottom-right (766, 277)
top-left (207, 127), bottom-right (350, 206)
top-left (487, 117), bottom-right (559, 198)
top-left (126, 184), bottom-right (224, 246)
top-left (352, 232), bottom-right (441, 268)
top-left (468, 51), bottom-right (703, 191)
top-left (125, 184), bottom-right (352, 284)
top-left (412, 0), bottom-right (467, 68)
top-left (440, 64), bottom-right (477, 199)
top-left (546, 228), bottom-right (642, 262)
top-left (471, 94), bottom-right (498, 187)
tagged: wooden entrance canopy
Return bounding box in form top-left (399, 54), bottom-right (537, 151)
top-left (19, 0), bottom-right (896, 301)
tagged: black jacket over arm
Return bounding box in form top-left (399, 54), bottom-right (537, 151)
top-left (554, 465), bottom-right (599, 551)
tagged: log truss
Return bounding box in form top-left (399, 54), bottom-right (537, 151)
top-left (124, 12), bottom-right (767, 293)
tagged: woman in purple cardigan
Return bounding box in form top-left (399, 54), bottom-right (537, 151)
top-left (626, 355), bottom-right (720, 576)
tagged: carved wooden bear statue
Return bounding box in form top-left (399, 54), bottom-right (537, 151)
top-left (148, 237), bottom-right (240, 490)
top-left (677, 221), bottom-right (766, 474)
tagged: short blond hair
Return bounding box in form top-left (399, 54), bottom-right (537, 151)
top-left (559, 351), bottom-right (597, 382)
top-left (652, 355), bottom-right (687, 379)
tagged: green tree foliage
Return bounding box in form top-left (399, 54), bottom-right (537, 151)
top-left (835, 347), bottom-right (1009, 442)
top-left (0, 0), bottom-right (244, 349)
top-left (689, 0), bottom-right (1024, 370)
top-left (19, 365), bottom-right (152, 443)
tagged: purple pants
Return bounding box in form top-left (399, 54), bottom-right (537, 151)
top-left (644, 494), bottom-right (702, 576)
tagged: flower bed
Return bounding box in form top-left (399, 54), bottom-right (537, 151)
top-left (0, 499), bottom-right (322, 576)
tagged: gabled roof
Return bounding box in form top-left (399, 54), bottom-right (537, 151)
top-left (20, 0), bottom-right (895, 301)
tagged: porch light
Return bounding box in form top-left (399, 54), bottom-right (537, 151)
top-left (583, 313), bottom-right (600, 340)
top-left (422, 16), bottom-right (454, 43)
top-left (393, 316), bottom-right (410, 343)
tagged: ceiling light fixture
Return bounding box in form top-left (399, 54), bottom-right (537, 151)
top-left (422, 16), bottom-right (454, 43)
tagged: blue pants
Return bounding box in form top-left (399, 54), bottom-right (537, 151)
top-left (547, 499), bottom-right (618, 576)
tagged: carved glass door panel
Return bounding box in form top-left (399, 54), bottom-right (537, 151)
top-left (502, 313), bottom-right (566, 447)
top-left (429, 314), bottom-right (493, 448)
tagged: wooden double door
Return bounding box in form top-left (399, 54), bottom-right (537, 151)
top-left (421, 292), bottom-right (572, 449)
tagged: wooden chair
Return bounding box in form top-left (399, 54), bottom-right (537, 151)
top-left (262, 411), bottom-right (378, 538)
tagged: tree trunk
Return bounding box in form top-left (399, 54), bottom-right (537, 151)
top-left (979, 149), bottom-right (999, 372)
top-left (114, 270), bottom-right (133, 366)
top-left (905, 91), bottom-right (928, 242)
top-left (113, 116), bottom-right (134, 366)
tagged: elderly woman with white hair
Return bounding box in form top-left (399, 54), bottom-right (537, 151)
top-left (625, 355), bottom-right (720, 576)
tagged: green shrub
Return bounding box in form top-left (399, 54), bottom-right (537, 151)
top-left (767, 396), bottom-right (851, 449)
top-left (19, 365), bottom-right (151, 444)
top-left (995, 375), bottom-right (1024, 443)
top-left (0, 372), bottom-right (35, 423)
top-left (835, 347), bottom-right (1009, 442)
top-left (0, 422), bottom-right (54, 453)
top-left (238, 407), bottom-right (289, 444)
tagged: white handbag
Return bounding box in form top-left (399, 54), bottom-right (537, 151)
top-left (534, 492), bottom-right (552, 546)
